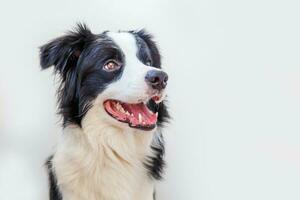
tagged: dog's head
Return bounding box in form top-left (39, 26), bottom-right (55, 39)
top-left (40, 24), bottom-right (169, 132)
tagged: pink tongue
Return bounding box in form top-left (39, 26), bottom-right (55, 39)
top-left (123, 103), bottom-right (156, 125)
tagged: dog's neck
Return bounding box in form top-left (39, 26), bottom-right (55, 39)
top-left (80, 105), bottom-right (155, 162)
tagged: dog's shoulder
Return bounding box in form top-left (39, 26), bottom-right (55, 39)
top-left (144, 132), bottom-right (166, 180)
top-left (46, 155), bottom-right (62, 200)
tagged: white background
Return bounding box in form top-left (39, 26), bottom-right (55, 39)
top-left (1, 0), bottom-right (300, 199)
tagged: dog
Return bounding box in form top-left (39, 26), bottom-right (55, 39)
top-left (40, 23), bottom-right (170, 200)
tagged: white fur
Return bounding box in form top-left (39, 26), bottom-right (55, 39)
top-left (51, 32), bottom-right (165, 200)
top-left (103, 32), bottom-right (165, 104)
top-left (53, 99), bottom-right (156, 200)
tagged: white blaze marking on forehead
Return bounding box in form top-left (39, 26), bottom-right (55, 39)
top-left (101, 31), bottom-right (162, 103)
top-left (106, 31), bottom-right (138, 63)
top-left (101, 31), bottom-right (148, 102)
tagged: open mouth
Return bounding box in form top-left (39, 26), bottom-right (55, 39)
top-left (103, 99), bottom-right (158, 130)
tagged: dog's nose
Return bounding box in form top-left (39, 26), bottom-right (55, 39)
top-left (145, 70), bottom-right (168, 90)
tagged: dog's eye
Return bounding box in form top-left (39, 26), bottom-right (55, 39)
top-left (103, 60), bottom-right (121, 72)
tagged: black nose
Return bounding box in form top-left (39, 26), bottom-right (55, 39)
top-left (145, 70), bottom-right (168, 90)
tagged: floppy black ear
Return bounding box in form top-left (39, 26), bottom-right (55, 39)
top-left (39, 23), bottom-right (94, 76)
top-left (39, 23), bottom-right (95, 126)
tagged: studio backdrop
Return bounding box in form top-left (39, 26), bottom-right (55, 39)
top-left (0, 0), bottom-right (300, 200)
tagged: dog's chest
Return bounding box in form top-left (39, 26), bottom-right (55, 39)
top-left (55, 156), bottom-right (154, 200)
top-left (52, 128), bottom-right (155, 200)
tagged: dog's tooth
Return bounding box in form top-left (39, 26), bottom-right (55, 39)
top-left (120, 107), bottom-right (125, 113)
top-left (138, 113), bottom-right (142, 123)
top-left (155, 112), bottom-right (158, 117)
top-left (115, 102), bottom-right (120, 110)
top-left (116, 102), bottom-right (126, 113)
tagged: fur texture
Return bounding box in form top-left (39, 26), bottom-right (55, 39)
top-left (40, 23), bottom-right (169, 200)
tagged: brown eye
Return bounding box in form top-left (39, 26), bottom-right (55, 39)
top-left (103, 60), bottom-right (121, 72)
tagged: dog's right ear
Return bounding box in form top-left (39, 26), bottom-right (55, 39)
top-left (39, 23), bottom-right (94, 76)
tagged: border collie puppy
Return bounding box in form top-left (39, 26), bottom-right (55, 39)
top-left (40, 24), bottom-right (169, 200)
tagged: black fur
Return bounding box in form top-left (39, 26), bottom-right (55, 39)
top-left (46, 156), bottom-right (62, 200)
top-left (134, 29), bottom-right (170, 127)
top-left (144, 131), bottom-right (166, 180)
top-left (133, 29), bottom-right (162, 68)
top-left (40, 24), bottom-right (170, 199)
top-left (40, 24), bottom-right (170, 129)
top-left (153, 190), bottom-right (157, 200)
top-left (40, 24), bottom-right (125, 127)
top-left (134, 29), bottom-right (170, 180)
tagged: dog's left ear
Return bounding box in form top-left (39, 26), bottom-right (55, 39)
top-left (39, 23), bottom-right (94, 77)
